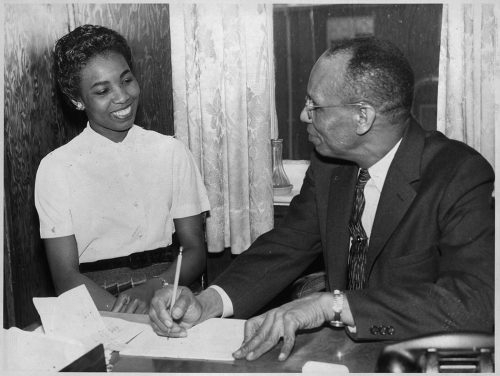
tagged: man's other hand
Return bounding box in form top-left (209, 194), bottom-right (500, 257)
top-left (232, 292), bottom-right (333, 361)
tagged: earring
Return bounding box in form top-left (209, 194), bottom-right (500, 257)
top-left (75, 102), bottom-right (84, 111)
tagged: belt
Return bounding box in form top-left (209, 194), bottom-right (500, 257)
top-left (79, 246), bottom-right (175, 273)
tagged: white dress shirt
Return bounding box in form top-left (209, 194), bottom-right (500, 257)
top-left (211, 139), bottom-right (402, 318)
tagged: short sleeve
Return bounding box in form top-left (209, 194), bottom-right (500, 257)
top-left (170, 141), bottom-right (210, 218)
top-left (34, 156), bottom-right (74, 238)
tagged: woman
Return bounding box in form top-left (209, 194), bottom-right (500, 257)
top-left (34, 24), bottom-right (210, 313)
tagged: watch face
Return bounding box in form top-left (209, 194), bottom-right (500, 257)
top-left (333, 292), bottom-right (343, 311)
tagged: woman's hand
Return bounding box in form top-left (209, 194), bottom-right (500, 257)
top-left (111, 283), bottom-right (154, 314)
top-left (233, 292), bottom-right (334, 361)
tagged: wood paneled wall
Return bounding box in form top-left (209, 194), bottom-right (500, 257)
top-left (4, 3), bottom-right (173, 328)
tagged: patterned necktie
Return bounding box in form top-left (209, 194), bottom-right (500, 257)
top-left (347, 168), bottom-right (371, 290)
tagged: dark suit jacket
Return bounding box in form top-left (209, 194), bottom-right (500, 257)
top-left (213, 119), bottom-right (494, 341)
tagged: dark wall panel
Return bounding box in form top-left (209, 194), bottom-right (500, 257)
top-left (73, 3), bottom-right (173, 134)
top-left (4, 4), bottom-right (71, 329)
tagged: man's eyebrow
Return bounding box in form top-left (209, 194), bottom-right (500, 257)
top-left (90, 69), bottom-right (131, 89)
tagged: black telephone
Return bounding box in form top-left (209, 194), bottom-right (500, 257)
top-left (375, 332), bottom-right (494, 373)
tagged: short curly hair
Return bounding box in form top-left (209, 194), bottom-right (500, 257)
top-left (326, 37), bottom-right (414, 123)
top-left (54, 24), bottom-right (133, 101)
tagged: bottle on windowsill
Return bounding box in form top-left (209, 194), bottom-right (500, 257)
top-left (271, 139), bottom-right (293, 195)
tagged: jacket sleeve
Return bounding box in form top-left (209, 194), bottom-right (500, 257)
top-left (212, 155), bottom-right (326, 318)
top-left (346, 154), bottom-right (494, 341)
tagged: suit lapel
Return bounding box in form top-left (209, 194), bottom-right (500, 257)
top-left (365, 120), bottom-right (424, 277)
top-left (325, 164), bottom-right (357, 290)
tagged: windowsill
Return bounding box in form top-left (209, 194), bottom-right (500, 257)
top-left (273, 160), bottom-right (310, 206)
top-left (273, 189), bottom-right (298, 206)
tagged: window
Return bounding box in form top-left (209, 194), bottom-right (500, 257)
top-left (273, 4), bottom-right (443, 159)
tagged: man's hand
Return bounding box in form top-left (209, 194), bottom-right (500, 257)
top-left (148, 285), bottom-right (203, 337)
top-left (233, 292), bottom-right (333, 361)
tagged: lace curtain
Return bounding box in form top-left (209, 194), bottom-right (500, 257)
top-left (170, 4), bottom-right (277, 254)
top-left (437, 3), bottom-right (498, 170)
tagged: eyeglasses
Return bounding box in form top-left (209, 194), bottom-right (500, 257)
top-left (304, 96), bottom-right (366, 119)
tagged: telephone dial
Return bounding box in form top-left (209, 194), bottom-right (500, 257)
top-left (375, 332), bottom-right (494, 373)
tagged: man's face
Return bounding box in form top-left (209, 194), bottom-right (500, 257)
top-left (300, 53), bottom-right (358, 159)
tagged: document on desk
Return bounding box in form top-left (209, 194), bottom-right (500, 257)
top-left (32, 284), bottom-right (145, 351)
top-left (2, 326), bottom-right (89, 371)
top-left (120, 318), bottom-right (246, 361)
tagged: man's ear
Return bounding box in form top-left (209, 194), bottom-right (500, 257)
top-left (354, 104), bottom-right (376, 135)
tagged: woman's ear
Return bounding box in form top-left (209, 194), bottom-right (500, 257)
top-left (70, 99), bottom-right (85, 111)
top-left (355, 104), bottom-right (376, 135)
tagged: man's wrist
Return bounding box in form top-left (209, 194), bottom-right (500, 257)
top-left (197, 288), bottom-right (224, 321)
top-left (319, 291), bottom-right (345, 326)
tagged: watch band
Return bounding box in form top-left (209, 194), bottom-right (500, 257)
top-left (330, 289), bottom-right (345, 327)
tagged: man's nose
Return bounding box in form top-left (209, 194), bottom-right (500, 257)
top-left (300, 107), bottom-right (311, 124)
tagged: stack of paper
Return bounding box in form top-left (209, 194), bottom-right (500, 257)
top-left (2, 326), bottom-right (89, 371)
top-left (32, 284), bottom-right (145, 352)
top-left (4, 285), bottom-right (146, 371)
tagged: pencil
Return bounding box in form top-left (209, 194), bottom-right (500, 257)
top-left (170, 246), bottom-right (183, 313)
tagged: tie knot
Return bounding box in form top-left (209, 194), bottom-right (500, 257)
top-left (357, 168), bottom-right (370, 186)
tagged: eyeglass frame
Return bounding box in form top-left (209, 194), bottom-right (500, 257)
top-left (304, 96), bottom-right (371, 119)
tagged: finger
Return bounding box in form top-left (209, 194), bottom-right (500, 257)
top-left (278, 316), bottom-right (298, 361)
top-left (135, 301), bottom-right (148, 315)
top-left (111, 294), bottom-right (130, 313)
top-left (170, 287), bottom-right (190, 320)
top-left (164, 324), bottom-right (187, 338)
top-left (234, 313), bottom-right (277, 361)
top-left (150, 320), bottom-right (163, 335)
top-left (124, 298), bottom-right (140, 314)
top-left (153, 290), bottom-right (174, 326)
top-left (149, 296), bottom-right (172, 333)
top-left (149, 311), bottom-right (171, 336)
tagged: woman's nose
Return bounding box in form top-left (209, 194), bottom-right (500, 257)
top-left (114, 86), bottom-right (131, 103)
top-left (300, 107), bottom-right (311, 123)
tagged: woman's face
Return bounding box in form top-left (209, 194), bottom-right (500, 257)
top-left (76, 51), bottom-right (140, 142)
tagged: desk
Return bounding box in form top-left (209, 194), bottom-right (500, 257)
top-left (106, 312), bottom-right (387, 373)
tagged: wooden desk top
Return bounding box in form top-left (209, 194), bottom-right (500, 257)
top-left (105, 312), bottom-right (386, 373)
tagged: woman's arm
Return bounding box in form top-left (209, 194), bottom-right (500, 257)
top-left (43, 235), bottom-right (116, 310)
top-left (172, 213), bottom-right (207, 286)
top-left (118, 213), bottom-right (206, 313)
top-left (146, 213), bottom-right (206, 286)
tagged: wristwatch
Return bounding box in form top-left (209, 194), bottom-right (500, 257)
top-left (330, 289), bottom-right (345, 327)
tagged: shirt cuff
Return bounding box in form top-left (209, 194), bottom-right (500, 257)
top-left (346, 325), bottom-right (357, 333)
top-left (208, 285), bottom-right (234, 317)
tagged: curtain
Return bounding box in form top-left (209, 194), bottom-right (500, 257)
top-left (437, 3), bottom-right (498, 170)
top-left (170, 4), bottom-right (277, 254)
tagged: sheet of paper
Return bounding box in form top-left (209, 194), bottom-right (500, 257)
top-left (2, 327), bottom-right (89, 371)
top-left (32, 284), bottom-right (145, 351)
top-left (120, 318), bottom-right (245, 361)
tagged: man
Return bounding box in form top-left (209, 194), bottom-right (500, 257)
top-left (148, 37), bottom-right (494, 361)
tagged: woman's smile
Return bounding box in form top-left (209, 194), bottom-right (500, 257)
top-left (112, 105), bottom-right (133, 120)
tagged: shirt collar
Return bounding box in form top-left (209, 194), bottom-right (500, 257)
top-left (366, 138), bottom-right (402, 191)
top-left (83, 122), bottom-right (137, 146)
